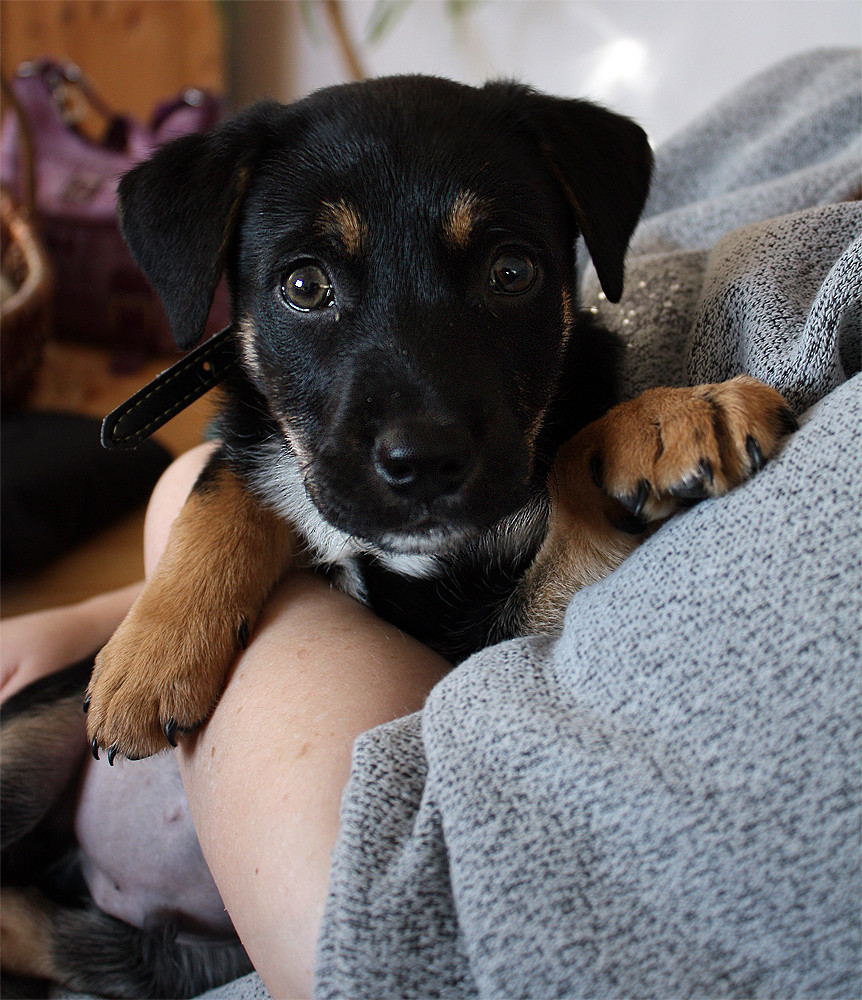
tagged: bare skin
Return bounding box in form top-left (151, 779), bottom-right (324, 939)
top-left (0, 584), bottom-right (142, 702)
top-left (149, 446), bottom-right (450, 996)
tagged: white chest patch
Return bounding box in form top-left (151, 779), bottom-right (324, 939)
top-left (244, 436), bottom-right (363, 565)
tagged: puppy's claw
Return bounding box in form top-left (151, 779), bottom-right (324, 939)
top-left (669, 458), bottom-right (713, 501)
top-left (90, 736), bottom-right (100, 761)
top-left (669, 480), bottom-right (709, 501)
top-left (165, 719), bottom-right (179, 748)
top-left (107, 746), bottom-right (117, 767)
top-left (82, 694), bottom-right (91, 714)
top-left (746, 435), bottom-right (765, 472)
top-left (238, 618), bottom-right (250, 651)
top-left (779, 406), bottom-right (799, 435)
top-left (619, 479), bottom-right (650, 519)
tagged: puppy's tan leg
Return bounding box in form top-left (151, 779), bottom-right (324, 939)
top-left (87, 461), bottom-right (295, 760)
top-left (0, 887), bottom-right (61, 981)
top-left (520, 375), bottom-right (796, 632)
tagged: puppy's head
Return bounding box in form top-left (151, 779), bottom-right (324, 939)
top-left (119, 76), bottom-right (651, 555)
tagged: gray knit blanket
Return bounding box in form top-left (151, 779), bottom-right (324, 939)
top-left (120, 49), bottom-right (862, 1000)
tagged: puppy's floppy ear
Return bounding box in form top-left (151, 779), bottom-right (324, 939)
top-left (494, 84), bottom-right (653, 303)
top-left (118, 101), bottom-right (281, 350)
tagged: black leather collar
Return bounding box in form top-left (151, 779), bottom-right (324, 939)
top-left (101, 326), bottom-right (237, 450)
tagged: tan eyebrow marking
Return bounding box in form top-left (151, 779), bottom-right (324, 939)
top-left (443, 190), bottom-right (490, 249)
top-left (316, 199), bottom-right (368, 255)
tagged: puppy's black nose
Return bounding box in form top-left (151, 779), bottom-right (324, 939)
top-left (373, 419), bottom-right (473, 501)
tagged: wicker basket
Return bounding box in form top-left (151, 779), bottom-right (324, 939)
top-left (1, 74), bottom-right (52, 414)
top-left (1, 190), bottom-right (52, 413)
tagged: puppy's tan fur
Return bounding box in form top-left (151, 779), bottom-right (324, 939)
top-left (443, 191), bottom-right (489, 249)
top-left (317, 199), bottom-right (368, 256)
top-left (0, 887), bottom-right (62, 980)
top-left (518, 376), bottom-right (792, 631)
top-left (87, 466), bottom-right (295, 759)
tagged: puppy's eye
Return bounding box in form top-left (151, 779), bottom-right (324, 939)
top-left (280, 262), bottom-right (334, 312)
top-left (489, 251), bottom-right (537, 296)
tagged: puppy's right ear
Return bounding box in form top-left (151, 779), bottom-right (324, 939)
top-left (118, 102), bottom-right (281, 350)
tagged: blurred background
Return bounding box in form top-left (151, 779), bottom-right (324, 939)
top-left (1, 1), bottom-right (859, 616)
top-left (3, 1), bottom-right (859, 140)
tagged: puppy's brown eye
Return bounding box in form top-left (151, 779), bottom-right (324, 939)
top-left (489, 251), bottom-right (537, 295)
top-left (280, 263), bottom-right (333, 311)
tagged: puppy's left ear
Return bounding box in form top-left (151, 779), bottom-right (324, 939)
top-left (497, 85), bottom-right (653, 303)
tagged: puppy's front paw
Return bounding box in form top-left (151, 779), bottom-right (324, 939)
top-left (86, 586), bottom-right (249, 761)
top-left (591, 375), bottom-right (797, 531)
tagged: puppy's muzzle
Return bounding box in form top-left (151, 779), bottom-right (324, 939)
top-left (373, 418), bottom-right (474, 503)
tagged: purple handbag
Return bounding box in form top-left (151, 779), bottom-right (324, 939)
top-left (0, 60), bottom-right (228, 357)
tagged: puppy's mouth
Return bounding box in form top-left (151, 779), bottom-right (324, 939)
top-left (306, 473), bottom-right (528, 558)
top-left (375, 522), bottom-right (475, 556)
top-left (310, 488), bottom-right (487, 556)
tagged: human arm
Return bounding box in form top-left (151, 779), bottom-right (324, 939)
top-left (176, 574), bottom-right (449, 997)
top-left (0, 583), bottom-right (142, 702)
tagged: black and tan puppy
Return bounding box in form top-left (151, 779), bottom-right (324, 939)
top-left (2, 75), bottom-right (795, 996)
top-left (84, 74), bottom-right (795, 755)
top-left (83, 75), bottom-right (793, 760)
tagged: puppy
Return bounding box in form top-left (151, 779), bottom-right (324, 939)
top-left (2, 75), bottom-right (795, 996)
top-left (83, 75), bottom-right (793, 760)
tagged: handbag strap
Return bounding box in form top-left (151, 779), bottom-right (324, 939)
top-left (31, 60), bottom-right (115, 126)
top-left (102, 326), bottom-right (238, 450)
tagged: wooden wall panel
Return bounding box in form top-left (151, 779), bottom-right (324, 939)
top-left (1, 0), bottom-right (224, 118)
